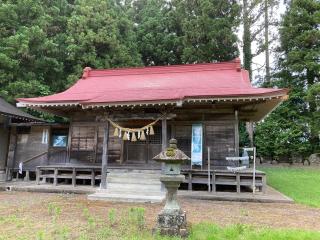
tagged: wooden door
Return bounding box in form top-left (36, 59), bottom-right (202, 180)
top-left (124, 126), bottom-right (162, 166)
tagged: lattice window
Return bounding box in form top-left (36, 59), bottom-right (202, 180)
top-left (148, 126), bottom-right (161, 144)
top-left (71, 126), bottom-right (95, 151)
top-left (174, 125), bottom-right (192, 156)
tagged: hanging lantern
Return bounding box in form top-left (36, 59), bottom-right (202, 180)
top-left (140, 130), bottom-right (146, 141)
top-left (113, 127), bottom-right (119, 137)
top-left (146, 127), bottom-right (149, 135)
top-left (149, 125), bottom-right (155, 135)
top-left (123, 131), bottom-right (128, 141)
top-left (127, 132), bottom-right (131, 141)
top-left (131, 132), bottom-right (137, 142)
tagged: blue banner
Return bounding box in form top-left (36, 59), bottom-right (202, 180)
top-left (191, 124), bottom-right (203, 166)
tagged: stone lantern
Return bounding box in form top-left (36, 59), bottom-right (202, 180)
top-left (153, 138), bottom-right (190, 237)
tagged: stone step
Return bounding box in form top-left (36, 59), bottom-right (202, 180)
top-left (108, 169), bottom-right (161, 174)
top-left (107, 177), bottom-right (161, 184)
top-left (106, 183), bottom-right (161, 192)
top-left (88, 192), bottom-right (165, 203)
top-left (88, 169), bottom-right (164, 203)
top-left (108, 173), bottom-right (161, 179)
top-left (97, 188), bottom-right (164, 196)
top-left (107, 175), bottom-right (160, 184)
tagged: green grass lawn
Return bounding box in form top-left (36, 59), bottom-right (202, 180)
top-left (188, 223), bottom-right (320, 240)
top-left (4, 220), bottom-right (320, 240)
top-left (259, 166), bottom-right (320, 208)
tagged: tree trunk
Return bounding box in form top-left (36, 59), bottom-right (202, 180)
top-left (243, 0), bottom-right (252, 81)
top-left (264, 0), bottom-right (270, 84)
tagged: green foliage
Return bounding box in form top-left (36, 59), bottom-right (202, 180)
top-left (48, 202), bottom-right (62, 223)
top-left (0, 0), bottom-right (240, 113)
top-left (82, 207), bottom-right (96, 229)
top-left (108, 208), bottom-right (117, 226)
top-left (306, 83), bottom-right (320, 139)
top-left (0, 0), bottom-right (72, 102)
top-left (128, 207), bottom-right (145, 229)
top-left (256, 97), bottom-right (313, 160)
top-left (66, 0), bottom-right (142, 82)
top-left (260, 167), bottom-right (320, 208)
top-left (239, 122), bottom-right (250, 147)
top-left (173, 0), bottom-right (240, 63)
top-left (130, 0), bottom-right (183, 66)
top-left (256, 0), bottom-right (320, 159)
top-left (190, 223), bottom-right (320, 240)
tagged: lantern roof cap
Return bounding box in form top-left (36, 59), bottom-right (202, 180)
top-left (153, 139), bottom-right (190, 163)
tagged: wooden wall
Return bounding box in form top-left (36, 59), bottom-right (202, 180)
top-left (66, 111), bottom-right (237, 168)
top-left (14, 126), bottom-right (49, 169)
top-left (7, 108), bottom-right (239, 170)
top-left (68, 123), bottom-right (122, 165)
top-left (172, 120), bottom-right (236, 168)
top-left (0, 116), bottom-right (9, 173)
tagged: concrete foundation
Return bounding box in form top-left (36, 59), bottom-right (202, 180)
top-left (0, 183), bottom-right (293, 204)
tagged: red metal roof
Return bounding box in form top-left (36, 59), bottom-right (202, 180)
top-left (17, 59), bottom-right (287, 106)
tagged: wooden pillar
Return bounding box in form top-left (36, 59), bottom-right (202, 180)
top-left (101, 121), bottom-right (109, 189)
top-left (161, 118), bottom-right (167, 191)
top-left (24, 170), bottom-right (30, 181)
top-left (236, 173), bottom-right (240, 193)
top-left (36, 167), bottom-right (40, 185)
top-left (72, 168), bottom-right (76, 187)
top-left (162, 118), bottom-right (167, 151)
top-left (53, 168), bottom-right (58, 186)
top-left (66, 123), bottom-right (73, 163)
top-left (6, 129), bottom-right (17, 180)
top-left (188, 172), bottom-right (192, 191)
top-left (91, 169), bottom-right (95, 187)
top-left (234, 110), bottom-right (239, 156)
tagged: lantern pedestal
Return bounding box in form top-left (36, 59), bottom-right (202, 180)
top-left (155, 174), bottom-right (188, 237)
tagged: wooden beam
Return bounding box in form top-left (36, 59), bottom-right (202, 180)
top-left (101, 121), bottom-right (109, 189)
top-left (174, 108), bottom-right (234, 114)
top-left (110, 113), bottom-right (176, 121)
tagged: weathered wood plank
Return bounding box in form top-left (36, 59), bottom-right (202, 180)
top-left (101, 121), bottom-right (109, 189)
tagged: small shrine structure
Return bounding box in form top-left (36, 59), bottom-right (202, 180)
top-left (13, 58), bottom-right (288, 190)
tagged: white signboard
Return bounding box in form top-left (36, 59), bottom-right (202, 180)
top-left (191, 124), bottom-right (203, 166)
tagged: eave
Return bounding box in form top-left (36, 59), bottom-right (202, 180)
top-left (17, 92), bottom-right (288, 122)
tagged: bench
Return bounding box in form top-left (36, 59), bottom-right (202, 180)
top-left (182, 169), bottom-right (266, 193)
top-left (36, 165), bottom-right (104, 187)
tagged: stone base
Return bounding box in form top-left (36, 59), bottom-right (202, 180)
top-left (0, 171), bottom-right (6, 182)
top-left (155, 210), bottom-right (188, 237)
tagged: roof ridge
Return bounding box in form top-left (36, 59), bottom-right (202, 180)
top-left (82, 60), bottom-right (240, 78)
